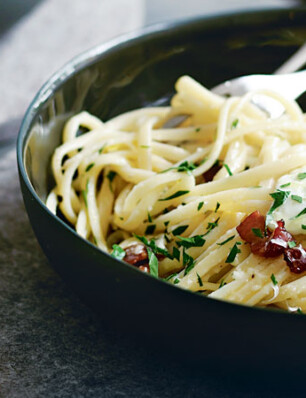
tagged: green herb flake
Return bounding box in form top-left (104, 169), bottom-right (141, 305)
top-left (297, 173), bottom-right (306, 180)
top-left (160, 161), bottom-right (197, 175)
top-left (292, 207), bottom-right (306, 220)
top-left (270, 273), bottom-right (278, 286)
top-left (134, 234), bottom-right (173, 259)
top-left (164, 221), bottom-right (169, 227)
top-left (266, 189), bottom-right (290, 225)
top-left (145, 224), bottom-right (156, 235)
top-left (195, 127), bottom-right (201, 132)
top-left (176, 235), bottom-right (206, 249)
top-left (164, 234), bottom-right (171, 243)
top-left (302, 224), bottom-right (306, 230)
top-left (106, 170), bottom-right (117, 192)
top-left (159, 190), bottom-right (190, 201)
top-left (111, 244), bottom-right (125, 260)
top-left (147, 212), bottom-right (152, 223)
top-left (172, 225), bottom-right (188, 236)
top-left (174, 278), bottom-right (180, 284)
top-left (172, 246), bottom-right (180, 261)
top-left (224, 163), bottom-right (233, 176)
top-left (81, 179), bottom-right (89, 208)
top-left (197, 272), bottom-right (203, 287)
top-left (219, 279), bottom-right (226, 289)
top-left (98, 143), bottom-right (107, 154)
top-left (164, 272), bottom-right (177, 282)
top-left (197, 201), bottom-right (204, 211)
top-left (252, 228), bottom-right (263, 238)
top-left (291, 195), bottom-right (303, 203)
top-left (215, 202), bottom-right (220, 213)
top-left (280, 182), bottom-right (291, 188)
top-left (297, 308), bottom-right (304, 314)
top-left (183, 250), bottom-right (195, 275)
top-left (231, 118), bottom-right (239, 129)
top-left (288, 241), bottom-right (296, 248)
top-left (85, 163), bottom-right (95, 172)
top-left (204, 217), bottom-right (220, 235)
top-left (198, 158), bottom-right (207, 166)
top-left (217, 235), bottom-right (235, 246)
top-left (225, 242), bottom-right (242, 263)
top-left (147, 248), bottom-right (158, 278)
top-left (107, 170), bottom-right (116, 183)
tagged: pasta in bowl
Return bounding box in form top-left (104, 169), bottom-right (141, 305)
top-left (46, 75), bottom-right (306, 312)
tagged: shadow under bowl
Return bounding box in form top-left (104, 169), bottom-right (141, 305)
top-left (17, 7), bottom-right (306, 365)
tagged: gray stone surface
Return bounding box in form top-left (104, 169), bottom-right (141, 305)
top-left (0, 0), bottom-right (144, 125)
top-left (145, 0), bottom-right (296, 24)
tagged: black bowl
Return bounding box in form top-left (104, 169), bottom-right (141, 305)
top-left (17, 7), bottom-right (306, 365)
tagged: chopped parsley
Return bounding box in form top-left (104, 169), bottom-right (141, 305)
top-left (231, 118), bottom-right (239, 129)
top-left (197, 273), bottom-right (203, 287)
top-left (147, 248), bottom-right (158, 278)
top-left (252, 228), bottom-right (264, 238)
top-left (204, 217), bottom-right (220, 235)
top-left (270, 273), bottom-right (278, 286)
top-left (160, 161), bottom-right (197, 175)
top-left (164, 272), bottom-right (178, 281)
top-left (174, 278), bottom-right (180, 284)
top-left (183, 250), bottom-right (195, 275)
top-left (164, 221), bottom-right (169, 227)
top-left (164, 234), bottom-right (171, 243)
top-left (147, 212), bottom-right (152, 223)
top-left (81, 179), bottom-right (89, 208)
top-left (266, 189), bottom-right (290, 225)
top-left (215, 202), bottom-right (220, 213)
top-left (219, 279), bottom-right (226, 288)
top-left (224, 163), bottom-right (233, 176)
top-left (195, 127), bottom-right (201, 132)
top-left (134, 234), bottom-right (173, 259)
top-left (297, 173), bottom-right (306, 180)
top-left (98, 143), bottom-right (107, 154)
top-left (172, 225), bottom-right (188, 236)
top-left (159, 190), bottom-right (190, 201)
top-left (297, 308), bottom-right (304, 314)
top-left (111, 244), bottom-right (125, 260)
top-left (292, 207), bottom-right (306, 220)
top-left (291, 194), bottom-right (303, 203)
top-left (172, 246), bottom-right (180, 261)
top-left (302, 224), bottom-right (306, 230)
top-left (107, 170), bottom-right (116, 182)
top-left (225, 242), bottom-right (242, 263)
top-left (106, 170), bottom-right (117, 191)
top-left (197, 201), bottom-right (204, 211)
top-left (280, 182), bottom-right (291, 188)
top-left (176, 235), bottom-right (206, 249)
top-left (217, 235), bottom-right (235, 246)
top-left (288, 241), bottom-right (296, 248)
top-left (198, 158), bottom-right (207, 166)
top-left (85, 163), bottom-right (95, 172)
top-left (145, 224), bottom-right (156, 235)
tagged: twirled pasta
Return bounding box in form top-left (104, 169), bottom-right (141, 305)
top-left (46, 75), bottom-right (306, 312)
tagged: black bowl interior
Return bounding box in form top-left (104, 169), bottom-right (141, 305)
top-left (18, 7), bottom-right (306, 365)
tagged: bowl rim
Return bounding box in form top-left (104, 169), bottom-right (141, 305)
top-left (17, 5), bottom-right (306, 321)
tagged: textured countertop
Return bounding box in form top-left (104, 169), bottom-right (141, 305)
top-left (0, 1), bottom-right (305, 397)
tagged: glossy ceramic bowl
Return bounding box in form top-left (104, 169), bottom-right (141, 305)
top-left (18, 7), bottom-right (306, 364)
